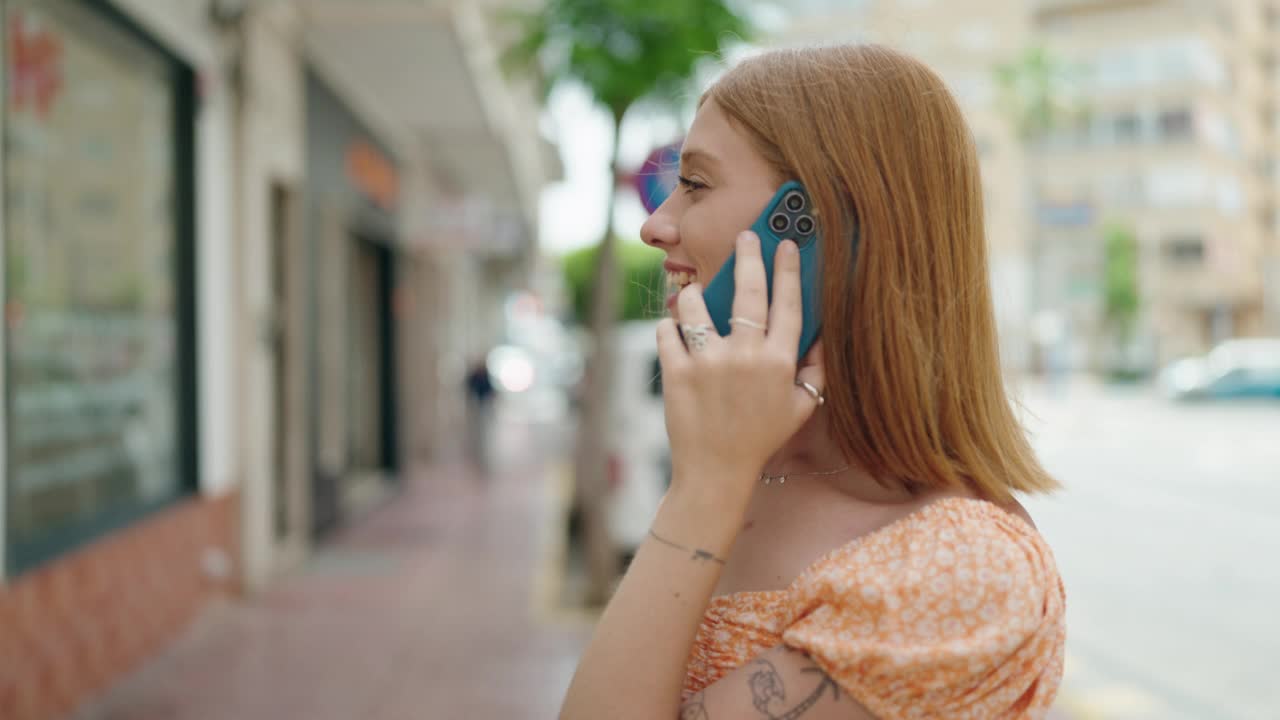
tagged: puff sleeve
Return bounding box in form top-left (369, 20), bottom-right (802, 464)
top-left (779, 500), bottom-right (1066, 720)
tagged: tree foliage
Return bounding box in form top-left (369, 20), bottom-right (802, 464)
top-left (1102, 223), bottom-right (1140, 340)
top-left (994, 46), bottom-right (1084, 140)
top-left (561, 240), bottom-right (666, 326)
top-left (502, 0), bottom-right (750, 119)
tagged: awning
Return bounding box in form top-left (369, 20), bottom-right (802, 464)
top-left (300, 0), bottom-right (560, 255)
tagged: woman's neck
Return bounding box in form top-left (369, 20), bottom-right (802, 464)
top-left (761, 413), bottom-right (917, 505)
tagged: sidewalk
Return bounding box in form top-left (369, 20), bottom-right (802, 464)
top-left (76, 423), bottom-right (591, 719)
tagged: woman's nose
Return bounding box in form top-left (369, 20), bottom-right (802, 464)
top-left (641, 202), bottom-right (679, 250)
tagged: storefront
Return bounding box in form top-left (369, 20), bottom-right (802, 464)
top-left (304, 68), bottom-right (402, 538)
top-left (0, 2), bottom-right (237, 717)
top-left (2, 0), bottom-right (198, 572)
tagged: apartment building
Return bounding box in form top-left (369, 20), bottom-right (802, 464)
top-left (1032, 0), bottom-right (1279, 365)
top-left (778, 0), bottom-right (1280, 369)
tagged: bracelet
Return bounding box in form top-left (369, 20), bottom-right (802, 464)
top-left (648, 529), bottom-right (728, 565)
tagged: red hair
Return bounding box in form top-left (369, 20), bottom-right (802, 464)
top-left (703, 45), bottom-right (1057, 500)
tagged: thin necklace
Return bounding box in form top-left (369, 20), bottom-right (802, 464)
top-left (759, 465), bottom-right (850, 486)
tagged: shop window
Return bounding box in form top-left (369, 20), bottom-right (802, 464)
top-left (1157, 108), bottom-right (1195, 142)
top-left (1163, 235), bottom-right (1205, 265)
top-left (1112, 112), bottom-right (1142, 143)
top-left (4, 0), bottom-right (196, 572)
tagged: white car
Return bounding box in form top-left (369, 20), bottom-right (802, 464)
top-left (1158, 338), bottom-right (1280, 400)
top-left (605, 320), bottom-right (672, 563)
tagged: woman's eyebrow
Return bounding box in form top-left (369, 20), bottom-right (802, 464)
top-left (679, 149), bottom-right (721, 173)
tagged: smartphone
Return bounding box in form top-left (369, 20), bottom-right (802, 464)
top-left (701, 181), bottom-right (825, 361)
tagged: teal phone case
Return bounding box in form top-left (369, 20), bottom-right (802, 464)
top-left (701, 181), bottom-right (825, 361)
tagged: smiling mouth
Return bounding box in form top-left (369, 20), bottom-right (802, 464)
top-left (666, 270), bottom-right (695, 291)
top-left (665, 271), bottom-right (695, 310)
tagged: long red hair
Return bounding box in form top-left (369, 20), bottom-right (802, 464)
top-left (704, 44), bottom-right (1057, 500)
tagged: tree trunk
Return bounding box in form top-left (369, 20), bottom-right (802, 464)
top-left (575, 110), bottom-right (626, 607)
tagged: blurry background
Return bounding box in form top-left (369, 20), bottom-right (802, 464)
top-left (0, 1), bottom-right (1276, 719)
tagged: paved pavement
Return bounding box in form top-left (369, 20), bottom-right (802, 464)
top-left (75, 415), bottom-right (592, 720)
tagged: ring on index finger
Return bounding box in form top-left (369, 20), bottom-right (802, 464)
top-left (729, 316), bottom-right (767, 332)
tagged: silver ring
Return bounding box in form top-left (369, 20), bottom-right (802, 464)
top-left (680, 323), bottom-right (713, 352)
top-left (729, 317), bottom-right (767, 331)
top-left (795, 379), bottom-right (825, 405)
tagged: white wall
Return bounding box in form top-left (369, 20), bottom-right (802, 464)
top-left (238, 4), bottom-right (307, 591)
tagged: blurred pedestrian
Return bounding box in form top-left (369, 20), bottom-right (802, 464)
top-left (560, 45), bottom-right (1066, 720)
top-left (464, 353), bottom-right (496, 476)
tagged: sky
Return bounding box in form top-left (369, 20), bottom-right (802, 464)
top-left (535, 83), bottom-right (684, 256)
top-left (534, 5), bottom-right (786, 256)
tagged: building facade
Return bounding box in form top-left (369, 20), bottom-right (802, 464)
top-left (0, 1), bottom-right (558, 718)
top-left (1031, 0), bottom-right (1279, 366)
top-left (0, 2), bottom-right (241, 717)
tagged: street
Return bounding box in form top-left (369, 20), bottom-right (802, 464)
top-left (1017, 380), bottom-right (1280, 720)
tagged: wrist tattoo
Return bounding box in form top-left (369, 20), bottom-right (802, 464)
top-left (648, 529), bottom-right (727, 565)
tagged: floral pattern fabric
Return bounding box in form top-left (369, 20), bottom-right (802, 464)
top-left (683, 497), bottom-right (1066, 719)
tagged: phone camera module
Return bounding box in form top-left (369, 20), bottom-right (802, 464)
top-left (796, 216), bottom-right (815, 235)
top-left (770, 213), bottom-right (791, 233)
top-left (784, 192), bottom-right (806, 212)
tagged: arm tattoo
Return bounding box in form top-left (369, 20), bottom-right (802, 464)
top-left (774, 668), bottom-right (841, 719)
top-left (680, 691), bottom-right (710, 720)
top-left (749, 658), bottom-right (787, 713)
top-left (648, 529), bottom-right (727, 565)
top-left (746, 655), bottom-right (842, 719)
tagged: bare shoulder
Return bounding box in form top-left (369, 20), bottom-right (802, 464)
top-left (998, 497), bottom-right (1037, 530)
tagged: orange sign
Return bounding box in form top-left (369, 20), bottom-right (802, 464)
top-left (345, 140), bottom-right (399, 210)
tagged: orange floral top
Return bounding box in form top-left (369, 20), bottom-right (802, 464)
top-left (683, 497), bottom-right (1066, 719)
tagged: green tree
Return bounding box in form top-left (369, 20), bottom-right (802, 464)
top-left (1102, 223), bottom-right (1140, 374)
top-left (995, 47), bottom-right (1077, 141)
top-left (994, 47), bottom-right (1083, 373)
top-left (562, 240), bottom-right (667, 325)
top-left (504, 0), bottom-right (750, 605)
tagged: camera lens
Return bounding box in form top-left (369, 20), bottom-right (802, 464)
top-left (770, 213), bottom-right (791, 233)
top-left (796, 216), bottom-right (815, 235)
top-left (784, 191), bottom-right (806, 212)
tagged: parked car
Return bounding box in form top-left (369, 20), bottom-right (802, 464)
top-left (605, 320), bottom-right (671, 566)
top-left (1158, 338), bottom-right (1280, 400)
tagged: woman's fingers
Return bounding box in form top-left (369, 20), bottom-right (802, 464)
top-left (655, 318), bottom-right (691, 378)
top-left (676, 283), bottom-right (719, 354)
top-left (794, 340), bottom-right (826, 413)
top-left (730, 232), bottom-right (769, 342)
top-left (767, 239), bottom-right (803, 355)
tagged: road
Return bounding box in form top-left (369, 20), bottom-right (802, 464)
top-left (1016, 379), bottom-right (1280, 720)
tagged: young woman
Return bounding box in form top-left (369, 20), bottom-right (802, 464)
top-left (560, 44), bottom-right (1066, 720)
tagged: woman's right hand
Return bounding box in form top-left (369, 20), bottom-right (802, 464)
top-left (655, 232), bottom-right (827, 506)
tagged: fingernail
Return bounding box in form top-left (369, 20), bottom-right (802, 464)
top-left (783, 240), bottom-right (798, 254)
top-left (739, 231), bottom-right (756, 243)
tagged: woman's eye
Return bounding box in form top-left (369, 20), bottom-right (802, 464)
top-left (677, 175), bottom-right (707, 192)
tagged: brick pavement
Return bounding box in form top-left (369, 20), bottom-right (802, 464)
top-left (75, 432), bottom-right (591, 720)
